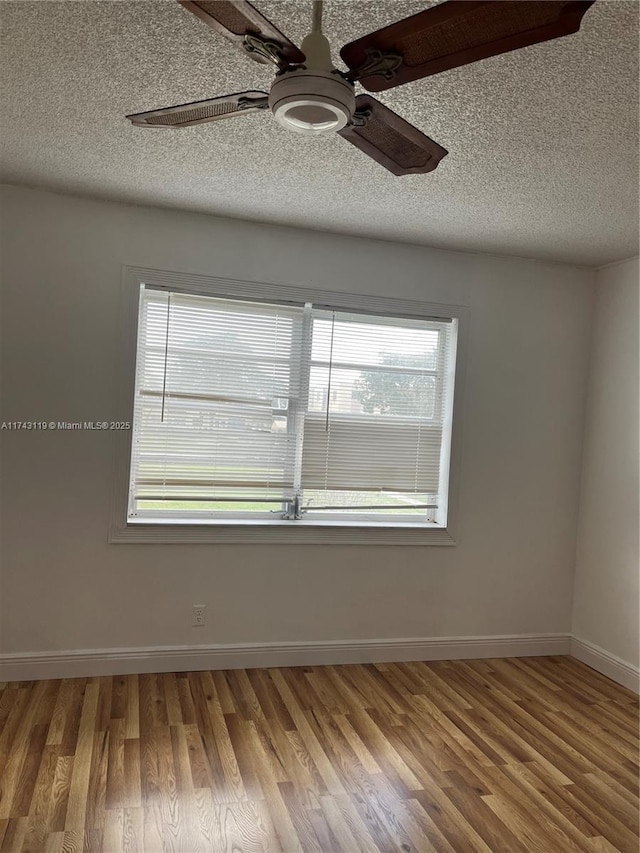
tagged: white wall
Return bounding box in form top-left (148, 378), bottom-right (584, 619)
top-left (572, 258), bottom-right (639, 674)
top-left (0, 185), bottom-right (595, 661)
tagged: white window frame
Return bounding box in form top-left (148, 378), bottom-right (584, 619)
top-left (109, 267), bottom-right (468, 545)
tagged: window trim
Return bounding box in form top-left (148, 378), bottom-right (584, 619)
top-left (109, 266), bottom-right (468, 545)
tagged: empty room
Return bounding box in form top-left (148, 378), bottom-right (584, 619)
top-left (0, 0), bottom-right (638, 851)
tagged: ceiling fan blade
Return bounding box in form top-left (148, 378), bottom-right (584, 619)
top-left (341, 1), bottom-right (595, 92)
top-left (338, 95), bottom-right (447, 176)
top-left (127, 91), bottom-right (269, 128)
top-left (177, 1), bottom-right (305, 67)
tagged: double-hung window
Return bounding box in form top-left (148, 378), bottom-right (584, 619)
top-left (122, 275), bottom-right (461, 540)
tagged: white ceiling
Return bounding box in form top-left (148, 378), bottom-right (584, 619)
top-left (1, 0), bottom-right (638, 266)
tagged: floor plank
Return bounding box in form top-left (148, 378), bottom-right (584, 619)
top-left (0, 656), bottom-right (637, 852)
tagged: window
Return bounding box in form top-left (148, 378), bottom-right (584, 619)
top-left (126, 285), bottom-right (458, 530)
top-left (110, 267), bottom-right (465, 544)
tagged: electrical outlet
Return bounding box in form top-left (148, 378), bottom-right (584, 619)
top-left (192, 605), bottom-right (206, 627)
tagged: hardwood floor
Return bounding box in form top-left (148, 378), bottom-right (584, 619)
top-left (0, 656), bottom-right (637, 852)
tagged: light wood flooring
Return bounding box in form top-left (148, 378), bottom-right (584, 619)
top-left (0, 655), bottom-right (638, 852)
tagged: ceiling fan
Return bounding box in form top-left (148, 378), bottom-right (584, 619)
top-left (126, 0), bottom-right (594, 176)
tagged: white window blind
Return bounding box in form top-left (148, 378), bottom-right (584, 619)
top-left (300, 310), bottom-right (453, 519)
top-left (128, 286), bottom-right (457, 525)
top-left (129, 288), bottom-right (305, 516)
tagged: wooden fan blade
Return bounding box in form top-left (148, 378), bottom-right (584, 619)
top-left (338, 95), bottom-right (447, 176)
top-left (126, 91), bottom-right (269, 128)
top-left (178, 1), bottom-right (305, 66)
top-left (341, 1), bottom-right (595, 92)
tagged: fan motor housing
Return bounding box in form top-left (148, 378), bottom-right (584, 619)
top-left (269, 69), bottom-right (355, 136)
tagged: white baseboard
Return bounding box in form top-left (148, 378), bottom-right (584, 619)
top-left (0, 633), bottom-right (570, 682)
top-left (570, 636), bottom-right (640, 694)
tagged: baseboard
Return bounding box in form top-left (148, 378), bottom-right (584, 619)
top-left (0, 633), bottom-right (570, 682)
top-left (570, 636), bottom-right (640, 694)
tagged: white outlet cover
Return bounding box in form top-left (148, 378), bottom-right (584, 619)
top-left (192, 604), bottom-right (206, 626)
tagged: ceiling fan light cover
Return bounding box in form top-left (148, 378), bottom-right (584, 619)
top-left (269, 69), bottom-right (355, 136)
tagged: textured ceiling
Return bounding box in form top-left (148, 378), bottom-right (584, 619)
top-left (1, 0), bottom-right (638, 266)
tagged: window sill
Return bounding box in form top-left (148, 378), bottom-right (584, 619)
top-left (109, 518), bottom-right (457, 545)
